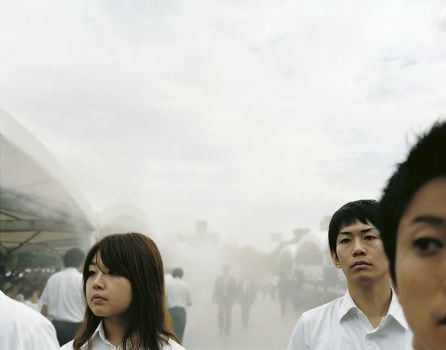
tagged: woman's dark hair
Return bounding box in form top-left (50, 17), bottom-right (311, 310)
top-left (378, 121), bottom-right (446, 283)
top-left (73, 232), bottom-right (177, 350)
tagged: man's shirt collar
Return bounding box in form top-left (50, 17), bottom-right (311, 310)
top-left (337, 288), bottom-right (409, 330)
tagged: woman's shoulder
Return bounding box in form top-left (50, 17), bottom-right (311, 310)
top-left (60, 340), bottom-right (75, 349)
top-left (163, 338), bottom-right (186, 350)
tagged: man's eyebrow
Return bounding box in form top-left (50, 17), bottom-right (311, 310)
top-left (338, 232), bottom-right (352, 237)
top-left (412, 215), bottom-right (445, 226)
top-left (338, 227), bottom-right (375, 235)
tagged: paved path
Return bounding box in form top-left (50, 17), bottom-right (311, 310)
top-left (182, 296), bottom-right (300, 350)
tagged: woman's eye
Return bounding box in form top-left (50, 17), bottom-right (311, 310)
top-left (413, 237), bottom-right (443, 254)
top-left (87, 270), bottom-right (96, 277)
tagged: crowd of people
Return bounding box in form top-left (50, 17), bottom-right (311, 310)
top-left (0, 120), bottom-right (445, 350)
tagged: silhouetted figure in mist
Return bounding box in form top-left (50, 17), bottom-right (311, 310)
top-left (290, 269), bottom-right (304, 312)
top-left (166, 267), bottom-right (192, 343)
top-left (277, 273), bottom-right (292, 316)
top-left (213, 265), bottom-right (237, 335)
top-left (237, 276), bottom-right (257, 329)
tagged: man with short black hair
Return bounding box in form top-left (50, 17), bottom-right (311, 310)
top-left (287, 199), bottom-right (411, 349)
top-left (40, 247), bottom-right (85, 346)
top-left (378, 121), bottom-right (446, 350)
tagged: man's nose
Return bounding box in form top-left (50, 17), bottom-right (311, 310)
top-left (352, 238), bottom-right (366, 256)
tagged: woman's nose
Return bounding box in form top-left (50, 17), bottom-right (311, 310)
top-left (92, 272), bottom-right (104, 289)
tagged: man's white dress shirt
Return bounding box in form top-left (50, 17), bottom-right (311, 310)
top-left (166, 278), bottom-right (192, 308)
top-left (40, 267), bottom-right (84, 322)
top-left (61, 322), bottom-right (186, 350)
top-left (287, 290), bottom-right (412, 350)
top-left (0, 291), bottom-right (59, 349)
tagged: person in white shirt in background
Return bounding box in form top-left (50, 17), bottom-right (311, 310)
top-left (378, 121), bottom-right (446, 350)
top-left (22, 286), bottom-right (42, 312)
top-left (166, 267), bottom-right (192, 343)
top-left (40, 247), bottom-right (85, 346)
top-left (287, 199), bottom-right (412, 350)
top-left (61, 232), bottom-right (184, 350)
top-left (164, 267), bottom-right (174, 285)
top-left (0, 289), bottom-right (59, 349)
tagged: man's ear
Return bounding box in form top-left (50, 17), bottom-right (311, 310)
top-left (331, 250), bottom-right (341, 269)
top-left (389, 267), bottom-right (399, 294)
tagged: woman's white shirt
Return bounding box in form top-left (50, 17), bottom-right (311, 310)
top-left (60, 322), bottom-right (185, 350)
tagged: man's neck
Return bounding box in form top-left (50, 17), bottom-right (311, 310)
top-left (347, 277), bottom-right (392, 328)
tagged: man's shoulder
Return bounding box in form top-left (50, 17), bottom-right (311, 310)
top-left (0, 292), bottom-right (56, 337)
top-left (300, 295), bottom-right (343, 323)
top-left (61, 267), bottom-right (83, 280)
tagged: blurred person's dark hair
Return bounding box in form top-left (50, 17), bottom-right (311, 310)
top-left (172, 268), bottom-right (183, 278)
top-left (378, 121), bottom-right (446, 282)
top-left (63, 248), bottom-right (85, 268)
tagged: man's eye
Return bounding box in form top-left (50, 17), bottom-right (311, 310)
top-left (339, 238), bottom-right (350, 244)
top-left (413, 238), bottom-right (443, 254)
top-left (364, 235), bottom-right (377, 241)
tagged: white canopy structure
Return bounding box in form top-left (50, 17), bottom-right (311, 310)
top-left (0, 108), bottom-right (96, 257)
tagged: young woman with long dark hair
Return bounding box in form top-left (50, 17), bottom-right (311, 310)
top-left (61, 232), bottom-right (184, 350)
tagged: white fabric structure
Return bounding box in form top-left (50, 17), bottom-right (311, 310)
top-left (0, 108), bottom-right (96, 255)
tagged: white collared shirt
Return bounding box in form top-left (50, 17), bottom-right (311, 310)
top-left (61, 322), bottom-right (186, 350)
top-left (287, 290), bottom-right (412, 350)
top-left (0, 291), bottom-right (59, 349)
top-left (166, 277), bottom-right (192, 309)
top-left (40, 267), bottom-right (84, 322)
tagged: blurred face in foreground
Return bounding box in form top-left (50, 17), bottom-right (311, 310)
top-left (395, 177), bottom-right (446, 350)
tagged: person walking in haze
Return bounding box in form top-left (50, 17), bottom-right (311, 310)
top-left (237, 273), bottom-right (257, 329)
top-left (287, 199), bottom-right (412, 349)
top-left (61, 232), bottom-right (184, 350)
top-left (166, 267), bottom-right (192, 343)
top-left (40, 247), bottom-right (85, 346)
top-left (0, 289), bottom-right (59, 349)
top-left (213, 265), bottom-right (237, 336)
top-left (378, 121), bottom-right (446, 350)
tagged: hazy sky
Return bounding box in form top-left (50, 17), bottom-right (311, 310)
top-left (1, 0), bottom-right (445, 249)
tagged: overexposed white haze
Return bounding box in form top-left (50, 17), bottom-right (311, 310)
top-left (1, 1), bottom-right (446, 347)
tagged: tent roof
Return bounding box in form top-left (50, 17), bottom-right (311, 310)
top-left (0, 108), bottom-right (96, 255)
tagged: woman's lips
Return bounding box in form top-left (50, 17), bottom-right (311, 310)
top-left (91, 295), bottom-right (107, 303)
